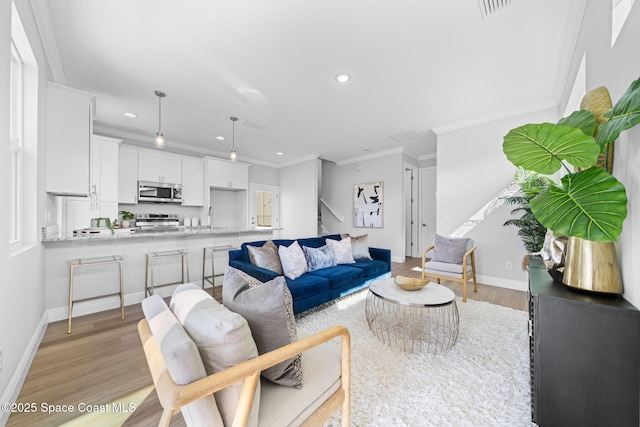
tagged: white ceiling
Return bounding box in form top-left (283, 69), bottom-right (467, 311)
top-left (36, 0), bottom-right (573, 167)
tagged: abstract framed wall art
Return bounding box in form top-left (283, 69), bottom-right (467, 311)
top-left (354, 181), bottom-right (383, 228)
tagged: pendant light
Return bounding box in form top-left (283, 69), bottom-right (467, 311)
top-left (230, 116), bottom-right (238, 161)
top-left (154, 90), bottom-right (166, 149)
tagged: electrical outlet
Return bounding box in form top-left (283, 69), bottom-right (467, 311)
top-left (505, 261), bottom-right (513, 270)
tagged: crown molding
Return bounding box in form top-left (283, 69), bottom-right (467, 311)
top-left (29, 0), bottom-right (66, 84)
top-left (431, 98), bottom-right (559, 135)
top-left (334, 147), bottom-right (405, 166)
top-left (94, 125), bottom-right (319, 169)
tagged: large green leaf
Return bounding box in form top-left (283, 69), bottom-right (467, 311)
top-left (503, 123), bottom-right (600, 174)
top-left (596, 76), bottom-right (640, 145)
top-left (530, 167), bottom-right (627, 242)
top-left (558, 110), bottom-right (597, 136)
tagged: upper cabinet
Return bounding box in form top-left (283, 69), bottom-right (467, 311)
top-left (208, 157), bottom-right (249, 190)
top-left (139, 150), bottom-right (182, 184)
top-left (91, 135), bottom-right (121, 202)
top-left (45, 83), bottom-right (95, 196)
top-left (118, 145), bottom-right (138, 204)
top-left (181, 157), bottom-right (205, 206)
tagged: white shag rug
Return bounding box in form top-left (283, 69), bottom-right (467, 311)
top-left (296, 290), bottom-right (535, 427)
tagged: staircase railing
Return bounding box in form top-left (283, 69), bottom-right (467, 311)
top-left (320, 198), bottom-right (344, 222)
top-left (450, 181), bottom-right (520, 238)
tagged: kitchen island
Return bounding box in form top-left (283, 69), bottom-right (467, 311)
top-left (42, 227), bottom-right (279, 322)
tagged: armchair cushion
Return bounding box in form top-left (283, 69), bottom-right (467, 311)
top-left (432, 234), bottom-right (470, 264)
top-left (141, 294), bottom-right (224, 426)
top-left (223, 267), bottom-right (303, 388)
top-left (247, 240), bottom-right (283, 274)
top-left (170, 283), bottom-right (260, 427)
top-left (424, 260), bottom-right (469, 275)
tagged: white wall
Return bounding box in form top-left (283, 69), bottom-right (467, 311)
top-left (435, 106), bottom-right (559, 290)
top-left (1, 1), bottom-right (48, 420)
top-left (278, 158), bottom-right (320, 239)
top-left (249, 163), bottom-right (279, 186)
top-left (572, 0), bottom-right (640, 307)
top-left (321, 154), bottom-right (405, 261)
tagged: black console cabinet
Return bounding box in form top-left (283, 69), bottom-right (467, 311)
top-left (528, 257), bottom-right (640, 427)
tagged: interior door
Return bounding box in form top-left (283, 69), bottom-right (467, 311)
top-left (419, 167), bottom-right (437, 251)
top-left (249, 184), bottom-right (280, 238)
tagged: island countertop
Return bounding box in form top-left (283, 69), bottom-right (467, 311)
top-left (41, 226), bottom-right (281, 243)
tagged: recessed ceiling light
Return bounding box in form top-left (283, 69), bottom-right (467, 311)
top-left (335, 73), bottom-right (350, 83)
top-left (276, 152), bottom-right (284, 156)
top-left (124, 112), bottom-right (137, 118)
top-left (216, 136), bottom-right (225, 141)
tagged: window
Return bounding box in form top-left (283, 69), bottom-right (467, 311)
top-left (10, 2), bottom-right (37, 254)
top-left (10, 41), bottom-right (23, 244)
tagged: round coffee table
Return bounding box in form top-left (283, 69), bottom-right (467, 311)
top-left (365, 277), bottom-right (459, 354)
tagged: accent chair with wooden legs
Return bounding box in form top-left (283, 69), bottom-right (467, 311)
top-left (421, 235), bottom-right (477, 302)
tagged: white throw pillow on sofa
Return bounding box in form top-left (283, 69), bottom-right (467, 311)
top-left (278, 241), bottom-right (308, 280)
top-left (326, 236), bottom-right (356, 264)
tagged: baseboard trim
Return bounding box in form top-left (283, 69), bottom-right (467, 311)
top-left (0, 311), bottom-right (48, 426)
top-left (477, 275), bottom-right (527, 292)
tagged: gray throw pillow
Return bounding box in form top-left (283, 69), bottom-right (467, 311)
top-left (432, 234), bottom-right (470, 264)
top-left (222, 266), bottom-right (303, 388)
top-left (247, 240), bottom-right (283, 274)
top-left (344, 234), bottom-right (373, 260)
top-left (278, 241), bottom-right (308, 280)
top-left (303, 245), bottom-right (335, 271)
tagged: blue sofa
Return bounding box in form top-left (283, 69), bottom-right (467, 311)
top-left (228, 234), bottom-right (392, 314)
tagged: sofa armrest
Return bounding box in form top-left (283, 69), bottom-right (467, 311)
top-left (229, 259), bottom-right (279, 283)
top-left (228, 249), bottom-right (244, 262)
top-left (138, 320), bottom-right (351, 427)
top-left (369, 247), bottom-right (391, 271)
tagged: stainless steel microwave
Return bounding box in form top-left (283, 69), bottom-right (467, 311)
top-left (138, 181), bottom-right (182, 204)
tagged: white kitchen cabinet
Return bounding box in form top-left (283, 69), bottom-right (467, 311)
top-left (91, 135), bottom-right (121, 202)
top-left (63, 135), bottom-right (120, 233)
top-left (208, 157), bottom-right (249, 190)
top-left (46, 83), bottom-right (95, 196)
top-left (138, 150), bottom-right (182, 184)
top-left (181, 157), bottom-right (205, 206)
top-left (118, 145), bottom-right (139, 204)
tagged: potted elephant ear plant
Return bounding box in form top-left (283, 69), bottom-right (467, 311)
top-left (502, 76), bottom-right (640, 294)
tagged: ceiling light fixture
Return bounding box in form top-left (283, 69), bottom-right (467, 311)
top-left (124, 112), bottom-right (137, 118)
top-left (154, 90), bottom-right (166, 149)
top-left (229, 116), bottom-right (238, 161)
top-left (216, 136), bottom-right (225, 141)
top-left (336, 73), bottom-right (350, 83)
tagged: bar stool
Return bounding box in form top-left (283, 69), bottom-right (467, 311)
top-left (202, 244), bottom-right (236, 289)
top-left (145, 249), bottom-right (189, 297)
top-left (68, 255), bottom-right (124, 334)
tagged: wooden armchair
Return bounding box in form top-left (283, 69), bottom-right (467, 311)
top-left (421, 240), bottom-right (477, 302)
top-left (138, 318), bottom-right (351, 427)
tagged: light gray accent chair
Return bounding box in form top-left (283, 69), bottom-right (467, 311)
top-left (421, 236), bottom-right (477, 302)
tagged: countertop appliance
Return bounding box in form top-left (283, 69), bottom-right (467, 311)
top-left (135, 213), bottom-right (180, 231)
top-left (138, 181), bottom-right (182, 204)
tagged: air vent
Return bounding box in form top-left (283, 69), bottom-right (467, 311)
top-left (389, 130), bottom-right (421, 143)
top-left (478, 0), bottom-right (515, 18)
top-left (243, 120), bottom-right (266, 130)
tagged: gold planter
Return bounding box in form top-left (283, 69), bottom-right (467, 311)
top-left (563, 236), bottom-right (623, 294)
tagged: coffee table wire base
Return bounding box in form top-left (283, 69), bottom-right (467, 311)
top-left (366, 291), bottom-right (459, 354)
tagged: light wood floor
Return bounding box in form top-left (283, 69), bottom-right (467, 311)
top-left (8, 258), bottom-right (527, 427)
